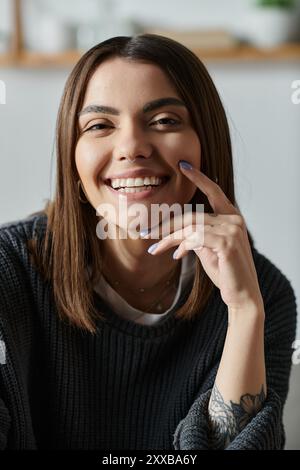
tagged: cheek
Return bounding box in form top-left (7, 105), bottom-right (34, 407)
top-left (172, 132), bottom-right (201, 201)
top-left (75, 139), bottom-right (104, 180)
top-left (166, 131), bottom-right (201, 170)
top-left (75, 140), bottom-right (88, 176)
top-left (188, 133), bottom-right (201, 166)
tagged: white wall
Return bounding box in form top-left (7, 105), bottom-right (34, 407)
top-left (0, 0), bottom-right (300, 449)
top-left (0, 69), bottom-right (64, 218)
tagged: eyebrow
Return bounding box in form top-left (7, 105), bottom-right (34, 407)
top-left (78, 97), bottom-right (186, 117)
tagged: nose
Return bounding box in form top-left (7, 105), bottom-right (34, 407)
top-left (113, 122), bottom-right (153, 163)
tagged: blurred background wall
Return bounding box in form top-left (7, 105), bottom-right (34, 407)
top-left (0, 0), bottom-right (299, 449)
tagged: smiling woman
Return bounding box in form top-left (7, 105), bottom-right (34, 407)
top-left (0, 34), bottom-right (297, 451)
top-left (31, 34), bottom-right (240, 331)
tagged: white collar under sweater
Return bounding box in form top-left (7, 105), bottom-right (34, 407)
top-left (93, 251), bottom-right (197, 326)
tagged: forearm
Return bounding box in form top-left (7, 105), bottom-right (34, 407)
top-left (208, 302), bottom-right (266, 448)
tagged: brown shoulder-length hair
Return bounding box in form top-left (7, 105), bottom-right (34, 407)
top-left (27, 34), bottom-right (255, 333)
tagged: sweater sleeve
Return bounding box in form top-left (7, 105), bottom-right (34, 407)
top-left (0, 395), bottom-right (11, 450)
top-left (173, 275), bottom-right (297, 450)
top-left (0, 228), bottom-right (23, 449)
top-left (0, 318), bottom-right (10, 450)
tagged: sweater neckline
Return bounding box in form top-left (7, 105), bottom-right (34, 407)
top-left (92, 280), bottom-right (194, 339)
top-left (93, 251), bottom-right (196, 325)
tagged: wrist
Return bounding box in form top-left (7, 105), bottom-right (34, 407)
top-left (228, 300), bottom-right (265, 326)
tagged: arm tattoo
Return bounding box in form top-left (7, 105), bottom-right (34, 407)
top-left (208, 384), bottom-right (266, 449)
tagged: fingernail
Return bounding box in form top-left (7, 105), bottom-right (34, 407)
top-left (173, 248), bottom-right (179, 259)
top-left (140, 229), bottom-right (149, 238)
top-left (148, 243), bottom-right (159, 254)
top-left (179, 160), bottom-right (193, 170)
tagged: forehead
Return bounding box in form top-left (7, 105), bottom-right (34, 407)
top-left (82, 57), bottom-right (180, 106)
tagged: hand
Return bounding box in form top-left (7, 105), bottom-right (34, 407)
top-left (142, 161), bottom-right (264, 311)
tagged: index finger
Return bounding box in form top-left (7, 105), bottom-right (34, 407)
top-left (178, 162), bottom-right (239, 215)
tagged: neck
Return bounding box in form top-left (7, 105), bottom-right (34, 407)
top-left (100, 234), bottom-right (180, 291)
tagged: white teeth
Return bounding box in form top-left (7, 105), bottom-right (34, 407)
top-left (118, 187), bottom-right (151, 193)
top-left (110, 176), bottom-right (163, 189)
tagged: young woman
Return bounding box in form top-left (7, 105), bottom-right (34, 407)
top-left (0, 34), bottom-right (297, 450)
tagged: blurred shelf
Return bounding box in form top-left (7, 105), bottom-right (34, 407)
top-left (195, 43), bottom-right (300, 62)
top-left (1, 43), bottom-right (300, 68)
top-left (0, 50), bottom-right (82, 68)
top-left (0, 53), bottom-right (15, 66)
top-left (2, 2), bottom-right (300, 69)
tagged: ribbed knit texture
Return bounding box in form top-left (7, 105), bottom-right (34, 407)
top-left (0, 213), bottom-right (297, 450)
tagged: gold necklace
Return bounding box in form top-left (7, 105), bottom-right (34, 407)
top-left (140, 278), bottom-right (179, 313)
top-left (102, 262), bottom-right (181, 313)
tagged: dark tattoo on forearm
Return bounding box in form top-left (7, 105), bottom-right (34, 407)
top-left (208, 384), bottom-right (266, 449)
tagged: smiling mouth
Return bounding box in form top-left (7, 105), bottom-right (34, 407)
top-left (103, 176), bottom-right (170, 192)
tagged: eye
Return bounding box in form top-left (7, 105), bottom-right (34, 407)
top-left (85, 123), bottom-right (112, 132)
top-left (150, 117), bottom-right (180, 127)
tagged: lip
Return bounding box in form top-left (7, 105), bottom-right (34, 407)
top-left (104, 177), bottom-right (170, 201)
top-left (102, 168), bottom-right (169, 184)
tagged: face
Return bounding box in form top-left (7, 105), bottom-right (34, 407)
top-left (76, 57), bottom-right (201, 234)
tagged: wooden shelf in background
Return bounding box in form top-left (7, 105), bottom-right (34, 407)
top-left (18, 50), bottom-right (83, 67)
top-left (0, 50), bottom-right (82, 68)
top-left (1, 43), bottom-right (300, 68)
top-left (195, 43), bottom-right (300, 62)
top-left (2, 2), bottom-right (300, 68)
top-left (0, 53), bottom-right (15, 66)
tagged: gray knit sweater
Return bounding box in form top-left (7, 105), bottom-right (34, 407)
top-left (0, 212), bottom-right (297, 450)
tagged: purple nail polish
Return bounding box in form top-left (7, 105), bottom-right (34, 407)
top-left (140, 229), bottom-right (149, 238)
top-left (148, 243), bottom-right (159, 254)
top-left (179, 160), bottom-right (193, 170)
